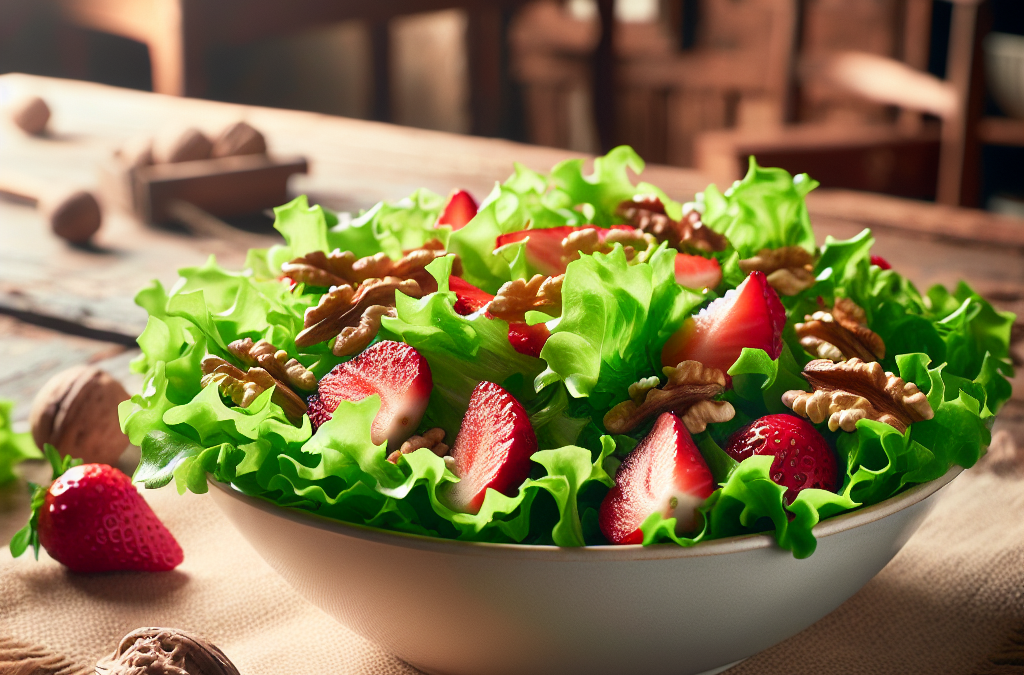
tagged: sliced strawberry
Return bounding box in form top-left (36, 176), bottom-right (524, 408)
top-left (437, 189), bottom-right (478, 230)
top-left (506, 323), bottom-right (551, 358)
top-left (495, 225), bottom-right (636, 276)
top-left (724, 414), bottom-right (839, 503)
top-left (11, 448), bottom-right (184, 573)
top-left (599, 413), bottom-right (715, 545)
top-left (661, 271), bottom-right (786, 372)
top-left (449, 275), bottom-right (492, 315)
top-left (307, 340), bottom-right (432, 448)
top-left (870, 255), bottom-right (892, 270)
top-left (674, 252), bottom-right (722, 290)
top-left (448, 276), bottom-right (551, 357)
top-left (440, 381), bottom-right (537, 514)
top-left (276, 274), bottom-right (298, 291)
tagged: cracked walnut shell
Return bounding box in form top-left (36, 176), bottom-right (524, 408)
top-left (604, 360), bottom-right (734, 435)
top-left (30, 365), bottom-right (130, 466)
top-left (796, 297), bottom-right (885, 362)
top-left (738, 246), bottom-right (816, 296)
top-left (782, 358), bottom-right (933, 433)
top-left (96, 627), bottom-right (239, 675)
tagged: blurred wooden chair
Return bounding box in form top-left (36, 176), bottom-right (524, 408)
top-left (694, 0), bottom-right (987, 205)
top-left (44, 0), bottom-right (527, 135)
top-left (508, 0), bottom-right (798, 164)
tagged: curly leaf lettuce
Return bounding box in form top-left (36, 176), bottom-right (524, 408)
top-left (701, 157), bottom-right (818, 258)
top-left (0, 400), bottom-right (40, 485)
top-left (118, 146), bottom-right (1013, 559)
top-left (536, 244), bottom-right (704, 410)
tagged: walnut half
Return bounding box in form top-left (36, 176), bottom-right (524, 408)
top-left (738, 246), bottom-right (816, 296)
top-left (604, 361), bottom-right (735, 435)
top-left (200, 355), bottom-right (307, 423)
top-left (386, 427), bottom-right (449, 464)
top-left (617, 197), bottom-right (729, 253)
top-left (227, 337), bottom-right (316, 391)
top-left (295, 276), bottom-right (423, 350)
top-left (782, 358), bottom-right (933, 433)
top-left (488, 274), bottom-right (563, 322)
top-left (795, 297), bottom-right (885, 362)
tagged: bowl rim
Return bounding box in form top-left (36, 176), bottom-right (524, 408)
top-left (208, 464), bottom-right (963, 561)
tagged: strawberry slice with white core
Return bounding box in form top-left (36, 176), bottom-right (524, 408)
top-left (440, 381), bottom-right (537, 514)
top-left (599, 413), bottom-right (715, 545)
top-left (437, 189), bottom-right (478, 230)
top-left (661, 270), bottom-right (786, 372)
top-left (448, 275), bottom-right (552, 356)
top-left (307, 340), bottom-right (432, 448)
top-left (495, 225), bottom-right (637, 276)
top-left (674, 252), bottom-right (722, 290)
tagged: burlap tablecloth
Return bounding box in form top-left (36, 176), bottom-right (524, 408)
top-left (1, 432), bottom-right (1021, 675)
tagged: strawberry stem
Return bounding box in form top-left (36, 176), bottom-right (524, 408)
top-left (8, 444), bottom-right (82, 560)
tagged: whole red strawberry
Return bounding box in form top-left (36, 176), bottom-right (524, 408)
top-left (724, 414), bottom-right (839, 503)
top-left (10, 447), bottom-right (183, 573)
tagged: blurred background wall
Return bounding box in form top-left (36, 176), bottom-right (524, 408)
top-left (1, 0), bottom-right (1021, 213)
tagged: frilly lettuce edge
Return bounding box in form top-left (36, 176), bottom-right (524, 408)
top-left (118, 146), bottom-right (1014, 556)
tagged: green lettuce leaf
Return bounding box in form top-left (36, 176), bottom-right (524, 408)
top-left (0, 400), bottom-right (41, 485)
top-left (536, 244), bottom-right (703, 410)
top-left (700, 157), bottom-right (818, 258)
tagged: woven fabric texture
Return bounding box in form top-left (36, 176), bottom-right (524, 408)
top-left (0, 431), bottom-right (1021, 675)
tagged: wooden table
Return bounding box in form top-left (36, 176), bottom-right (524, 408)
top-left (0, 72), bottom-right (1021, 441)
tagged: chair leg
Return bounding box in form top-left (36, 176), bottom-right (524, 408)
top-left (370, 20), bottom-right (392, 122)
top-left (466, 4), bottom-right (503, 137)
top-left (147, 23), bottom-right (185, 96)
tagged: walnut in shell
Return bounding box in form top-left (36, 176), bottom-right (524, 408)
top-left (211, 121), bottom-right (267, 158)
top-left (11, 95), bottom-right (50, 135)
top-left (96, 627), bottom-right (239, 675)
top-left (782, 358), bottom-right (933, 433)
top-left (603, 360), bottom-right (734, 435)
top-left (155, 128), bottom-right (212, 164)
top-left (29, 365), bottom-right (129, 466)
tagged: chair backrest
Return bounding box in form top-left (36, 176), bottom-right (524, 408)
top-left (509, 0), bottom-right (799, 162)
top-left (798, 0), bottom-right (934, 124)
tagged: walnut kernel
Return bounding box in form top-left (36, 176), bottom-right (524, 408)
top-left (782, 358), bottom-right (933, 433)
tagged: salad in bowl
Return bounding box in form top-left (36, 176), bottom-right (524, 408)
top-left (119, 147), bottom-right (1014, 560)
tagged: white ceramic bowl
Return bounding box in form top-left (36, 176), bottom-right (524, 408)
top-left (209, 466), bottom-right (962, 675)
